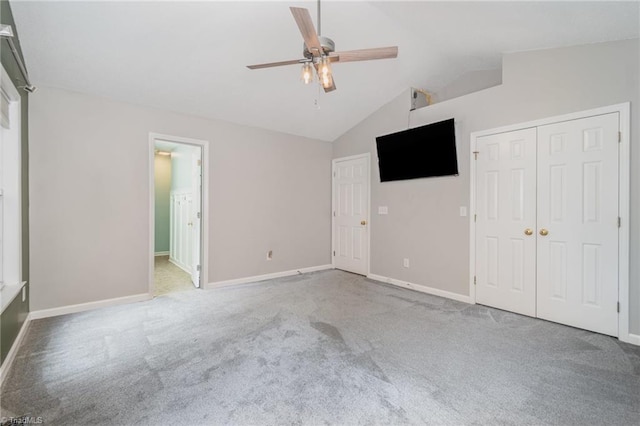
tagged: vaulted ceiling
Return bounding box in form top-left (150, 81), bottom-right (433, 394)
top-left (10, 1), bottom-right (639, 141)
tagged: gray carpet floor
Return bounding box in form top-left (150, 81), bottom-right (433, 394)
top-left (1, 270), bottom-right (639, 425)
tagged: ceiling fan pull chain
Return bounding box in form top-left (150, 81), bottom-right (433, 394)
top-left (315, 84), bottom-right (320, 109)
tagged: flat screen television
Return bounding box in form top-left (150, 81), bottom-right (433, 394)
top-left (375, 118), bottom-right (458, 182)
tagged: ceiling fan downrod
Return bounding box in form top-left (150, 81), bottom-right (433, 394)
top-left (317, 0), bottom-right (321, 36)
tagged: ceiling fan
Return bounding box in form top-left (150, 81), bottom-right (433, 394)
top-left (246, 0), bottom-right (398, 93)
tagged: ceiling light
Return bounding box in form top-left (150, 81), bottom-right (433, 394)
top-left (319, 56), bottom-right (333, 89)
top-left (300, 62), bottom-right (313, 85)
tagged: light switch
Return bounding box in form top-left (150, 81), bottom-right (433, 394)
top-left (460, 206), bottom-right (467, 217)
top-left (378, 206), bottom-right (388, 215)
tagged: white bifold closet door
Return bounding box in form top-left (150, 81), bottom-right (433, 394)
top-left (476, 112), bottom-right (619, 336)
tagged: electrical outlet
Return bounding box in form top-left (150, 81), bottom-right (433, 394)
top-left (403, 258), bottom-right (410, 268)
top-left (378, 206), bottom-right (388, 215)
top-left (267, 250), bottom-right (273, 260)
top-left (22, 286), bottom-right (26, 302)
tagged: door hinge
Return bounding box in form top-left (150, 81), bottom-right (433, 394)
top-left (197, 212), bottom-right (201, 219)
top-left (618, 217), bottom-right (621, 228)
top-left (473, 151), bottom-right (479, 160)
top-left (333, 250), bottom-right (335, 256)
top-left (617, 301), bottom-right (620, 313)
top-left (474, 214), bottom-right (477, 222)
top-left (473, 276), bottom-right (477, 285)
top-left (333, 211), bottom-right (336, 217)
top-left (618, 131), bottom-right (622, 143)
top-left (333, 171), bottom-right (336, 177)
top-left (196, 264), bottom-right (201, 272)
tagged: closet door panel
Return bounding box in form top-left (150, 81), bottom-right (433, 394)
top-left (475, 128), bottom-right (537, 316)
top-left (536, 113), bottom-right (619, 336)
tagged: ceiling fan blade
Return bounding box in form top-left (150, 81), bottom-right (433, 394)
top-left (290, 7), bottom-right (322, 56)
top-left (331, 46), bottom-right (398, 63)
top-left (246, 59), bottom-right (302, 70)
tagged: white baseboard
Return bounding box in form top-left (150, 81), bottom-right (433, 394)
top-left (154, 251), bottom-right (169, 256)
top-left (169, 257), bottom-right (191, 275)
top-left (620, 333), bottom-right (640, 345)
top-left (29, 293), bottom-right (152, 320)
top-left (206, 264), bottom-right (333, 289)
top-left (367, 273), bottom-right (472, 304)
top-left (0, 313), bottom-right (31, 386)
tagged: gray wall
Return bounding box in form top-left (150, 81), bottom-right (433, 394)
top-left (333, 39), bottom-right (640, 334)
top-left (434, 69), bottom-right (502, 103)
top-left (29, 87), bottom-right (332, 311)
top-left (0, 0), bottom-right (29, 366)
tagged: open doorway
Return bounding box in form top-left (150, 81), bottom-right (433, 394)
top-left (149, 134), bottom-right (208, 297)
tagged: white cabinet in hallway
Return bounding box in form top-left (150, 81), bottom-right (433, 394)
top-left (170, 190), bottom-right (194, 274)
top-left (474, 111), bottom-right (622, 336)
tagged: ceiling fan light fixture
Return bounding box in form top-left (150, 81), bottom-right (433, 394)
top-left (321, 72), bottom-right (333, 90)
top-left (319, 56), bottom-right (333, 89)
top-left (301, 62), bottom-right (314, 85)
top-left (246, 3), bottom-right (397, 94)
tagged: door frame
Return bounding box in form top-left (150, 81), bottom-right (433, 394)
top-left (148, 132), bottom-right (210, 295)
top-left (469, 103), bottom-right (631, 343)
top-left (331, 153), bottom-right (371, 276)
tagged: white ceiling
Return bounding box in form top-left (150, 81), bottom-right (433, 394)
top-left (10, 1), bottom-right (639, 141)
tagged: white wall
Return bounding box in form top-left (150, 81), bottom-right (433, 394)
top-left (333, 39), bottom-right (640, 334)
top-left (30, 87), bottom-right (332, 310)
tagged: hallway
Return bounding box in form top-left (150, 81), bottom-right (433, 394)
top-left (153, 255), bottom-right (194, 296)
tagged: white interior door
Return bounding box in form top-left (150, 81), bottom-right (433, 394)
top-left (184, 193), bottom-right (193, 272)
top-left (536, 113), bottom-right (619, 336)
top-left (190, 150), bottom-right (202, 287)
top-left (475, 128), bottom-right (537, 316)
top-left (333, 155), bottom-right (369, 275)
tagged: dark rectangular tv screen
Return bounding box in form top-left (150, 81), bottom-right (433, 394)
top-left (375, 118), bottom-right (458, 182)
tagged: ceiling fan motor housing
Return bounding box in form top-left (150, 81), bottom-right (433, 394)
top-left (303, 36), bottom-right (335, 59)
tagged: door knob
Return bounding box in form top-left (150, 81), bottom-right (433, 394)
top-left (539, 228), bottom-right (549, 236)
top-left (524, 228), bottom-right (533, 236)
top-left (361, 220), bottom-right (367, 226)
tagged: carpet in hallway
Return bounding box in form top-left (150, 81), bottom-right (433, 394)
top-left (153, 255), bottom-right (195, 296)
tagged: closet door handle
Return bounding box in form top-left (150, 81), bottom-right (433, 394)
top-left (524, 228), bottom-right (533, 236)
top-left (539, 228), bottom-right (549, 236)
